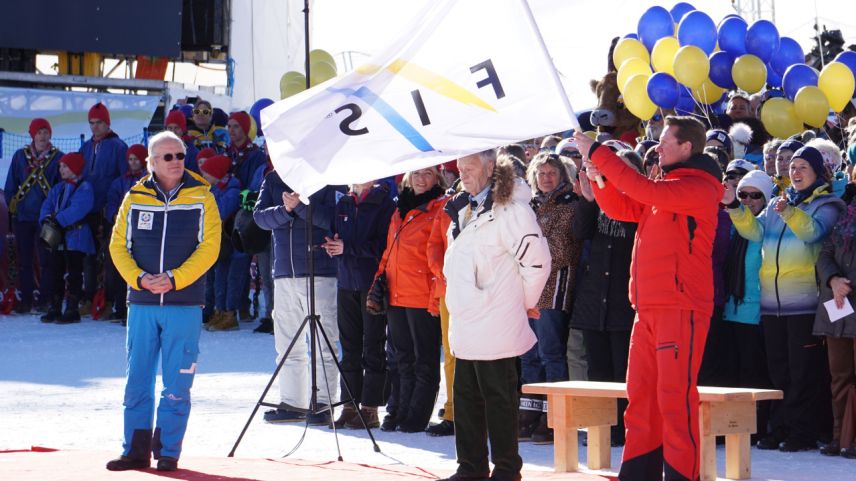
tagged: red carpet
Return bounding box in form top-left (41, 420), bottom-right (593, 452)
top-left (0, 447), bottom-right (615, 481)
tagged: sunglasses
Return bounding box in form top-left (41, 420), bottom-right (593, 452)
top-left (158, 152), bottom-right (186, 162)
top-left (738, 191), bottom-right (765, 200)
top-left (193, 108), bottom-right (212, 115)
top-left (561, 150), bottom-right (583, 159)
top-left (724, 173), bottom-right (744, 181)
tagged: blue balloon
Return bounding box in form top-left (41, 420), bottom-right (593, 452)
top-left (770, 37), bottom-right (804, 77)
top-left (745, 20), bottom-right (780, 63)
top-left (669, 2), bottom-right (695, 23)
top-left (249, 98), bottom-right (275, 137)
top-left (624, 32), bottom-right (639, 39)
top-left (678, 10), bottom-right (718, 54)
top-left (675, 86), bottom-right (696, 115)
top-left (647, 72), bottom-right (681, 109)
top-left (179, 104), bottom-right (193, 118)
top-left (638, 6), bottom-right (675, 51)
top-left (766, 62), bottom-right (782, 88)
top-left (709, 51), bottom-right (736, 89)
top-left (834, 51), bottom-right (856, 98)
top-left (782, 64), bottom-right (819, 101)
top-left (717, 16), bottom-right (747, 56)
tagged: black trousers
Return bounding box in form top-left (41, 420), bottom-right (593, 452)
top-left (730, 321), bottom-right (772, 437)
top-left (698, 306), bottom-right (739, 387)
top-left (454, 357), bottom-right (522, 480)
top-left (386, 305), bottom-right (440, 430)
top-left (762, 314), bottom-right (832, 443)
top-left (583, 328), bottom-right (631, 444)
top-left (104, 245), bottom-right (127, 312)
top-left (337, 288), bottom-right (387, 407)
top-left (43, 249), bottom-right (84, 308)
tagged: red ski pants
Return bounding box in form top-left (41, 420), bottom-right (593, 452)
top-left (619, 308), bottom-right (709, 481)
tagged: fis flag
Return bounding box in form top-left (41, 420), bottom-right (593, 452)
top-left (261, 0), bottom-right (579, 198)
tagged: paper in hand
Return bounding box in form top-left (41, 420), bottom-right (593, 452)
top-left (823, 297), bottom-right (854, 323)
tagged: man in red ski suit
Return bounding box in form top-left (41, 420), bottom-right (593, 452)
top-left (575, 115), bottom-right (723, 481)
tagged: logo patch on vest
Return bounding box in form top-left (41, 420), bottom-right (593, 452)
top-left (137, 211), bottom-right (154, 230)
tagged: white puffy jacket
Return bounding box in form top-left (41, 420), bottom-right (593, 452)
top-left (443, 175), bottom-right (551, 361)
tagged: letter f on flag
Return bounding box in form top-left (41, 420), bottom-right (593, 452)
top-left (262, 0), bottom-right (579, 199)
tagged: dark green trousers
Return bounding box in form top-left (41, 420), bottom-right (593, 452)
top-left (453, 357), bottom-right (522, 480)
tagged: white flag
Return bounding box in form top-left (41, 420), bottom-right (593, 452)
top-left (261, 0), bottom-right (579, 198)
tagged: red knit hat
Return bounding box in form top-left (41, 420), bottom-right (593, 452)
top-left (60, 153), bottom-right (86, 177)
top-left (29, 118), bottom-right (52, 139)
top-left (127, 144), bottom-right (149, 167)
top-left (200, 154), bottom-right (231, 180)
top-left (89, 102), bottom-right (111, 125)
top-left (165, 109), bottom-right (187, 132)
top-left (229, 111), bottom-right (251, 136)
top-left (197, 147), bottom-right (216, 162)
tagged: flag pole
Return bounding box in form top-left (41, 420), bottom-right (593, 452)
top-left (518, 0), bottom-right (581, 133)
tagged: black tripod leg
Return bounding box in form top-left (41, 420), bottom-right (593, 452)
top-left (228, 314), bottom-right (311, 457)
top-left (315, 317), bottom-right (382, 453)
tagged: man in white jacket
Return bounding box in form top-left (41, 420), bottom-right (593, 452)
top-left (440, 150), bottom-right (551, 481)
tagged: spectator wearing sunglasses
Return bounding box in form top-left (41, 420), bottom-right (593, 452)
top-left (164, 109), bottom-right (201, 174)
top-left (721, 170), bottom-right (775, 442)
top-left (706, 129), bottom-right (734, 159)
top-left (187, 100), bottom-right (229, 153)
top-left (555, 138), bottom-right (584, 170)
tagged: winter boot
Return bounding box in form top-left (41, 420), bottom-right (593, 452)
top-left (517, 397), bottom-right (543, 441)
top-left (531, 412), bottom-right (554, 444)
top-left (332, 404), bottom-right (359, 429)
top-left (346, 406), bottom-right (380, 429)
top-left (205, 310), bottom-right (238, 331)
top-left (253, 317), bottom-right (274, 333)
top-left (58, 297), bottom-right (81, 324)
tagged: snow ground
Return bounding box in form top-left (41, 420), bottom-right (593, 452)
top-left (0, 313), bottom-right (852, 480)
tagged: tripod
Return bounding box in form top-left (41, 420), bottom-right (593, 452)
top-left (229, 0), bottom-right (382, 458)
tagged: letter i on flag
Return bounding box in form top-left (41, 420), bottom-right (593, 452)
top-left (262, 0), bottom-right (579, 199)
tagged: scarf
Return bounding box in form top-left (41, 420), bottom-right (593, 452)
top-left (24, 143), bottom-right (54, 173)
top-left (785, 178), bottom-right (826, 207)
top-left (723, 232), bottom-right (750, 307)
top-left (397, 185), bottom-right (443, 220)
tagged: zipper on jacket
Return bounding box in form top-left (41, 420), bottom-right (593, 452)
top-left (155, 183), bottom-right (180, 306)
top-left (289, 222), bottom-right (296, 278)
top-left (687, 215), bottom-right (696, 254)
top-left (656, 342), bottom-right (679, 359)
top-left (774, 224), bottom-right (787, 316)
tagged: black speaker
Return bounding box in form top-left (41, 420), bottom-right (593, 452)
top-left (182, 0), bottom-right (230, 52)
top-left (0, 48), bottom-right (36, 72)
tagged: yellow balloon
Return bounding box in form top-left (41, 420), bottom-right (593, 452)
top-left (613, 38), bottom-right (650, 69)
top-left (624, 74), bottom-right (658, 120)
top-left (280, 80), bottom-right (306, 99)
top-left (617, 58), bottom-right (652, 94)
top-left (761, 97), bottom-right (803, 139)
top-left (794, 86), bottom-right (830, 128)
top-left (309, 61), bottom-right (337, 86)
top-left (732, 54), bottom-right (767, 94)
top-left (819, 62), bottom-right (856, 112)
top-left (279, 71), bottom-right (305, 93)
top-left (652, 37), bottom-right (680, 75)
top-left (309, 49), bottom-right (336, 68)
top-left (692, 78), bottom-right (725, 104)
top-left (673, 45), bottom-right (709, 89)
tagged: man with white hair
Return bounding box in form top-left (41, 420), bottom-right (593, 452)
top-left (106, 131), bottom-right (221, 472)
top-left (440, 150), bottom-right (550, 481)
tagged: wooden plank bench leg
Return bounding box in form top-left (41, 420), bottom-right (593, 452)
top-left (586, 424), bottom-right (611, 470)
top-left (549, 394), bottom-right (578, 472)
top-left (725, 433), bottom-right (751, 479)
top-left (699, 402), bottom-right (717, 481)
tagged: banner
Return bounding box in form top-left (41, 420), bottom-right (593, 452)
top-left (0, 87), bottom-right (159, 138)
top-left (262, 0), bottom-right (579, 198)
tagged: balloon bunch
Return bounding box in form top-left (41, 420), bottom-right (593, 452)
top-left (278, 49), bottom-right (338, 100)
top-left (613, 3), bottom-right (856, 139)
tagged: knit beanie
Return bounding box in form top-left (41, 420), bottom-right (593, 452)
top-left (200, 154), bottom-right (231, 180)
top-left (126, 144), bottom-right (148, 168)
top-left (29, 118), bottom-right (52, 139)
top-left (706, 129), bottom-right (733, 155)
top-left (197, 147), bottom-right (217, 162)
top-left (88, 102), bottom-right (111, 125)
top-left (792, 146), bottom-right (826, 179)
top-left (737, 169), bottom-right (774, 203)
top-left (165, 109), bottom-right (187, 132)
top-left (229, 111), bottom-right (252, 138)
top-left (60, 153), bottom-right (86, 177)
top-left (777, 139), bottom-right (804, 154)
top-left (725, 158), bottom-right (755, 174)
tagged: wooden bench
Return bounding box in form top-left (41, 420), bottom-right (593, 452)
top-left (522, 381), bottom-right (783, 481)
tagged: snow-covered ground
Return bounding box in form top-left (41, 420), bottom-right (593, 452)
top-left (0, 313), bottom-right (852, 480)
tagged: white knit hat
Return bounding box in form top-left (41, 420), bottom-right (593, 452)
top-left (737, 169), bottom-right (774, 203)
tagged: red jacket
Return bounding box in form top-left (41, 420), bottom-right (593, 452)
top-left (377, 195), bottom-right (446, 309)
top-left (590, 145), bottom-right (723, 317)
top-left (426, 197), bottom-right (452, 314)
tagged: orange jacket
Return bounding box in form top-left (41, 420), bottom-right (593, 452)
top-left (590, 144), bottom-right (724, 317)
top-left (426, 197), bottom-right (451, 314)
top-left (377, 195), bottom-right (446, 309)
